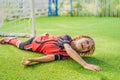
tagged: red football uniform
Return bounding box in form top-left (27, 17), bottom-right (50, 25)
top-left (31, 34), bottom-right (70, 57)
top-left (7, 33), bottom-right (71, 59)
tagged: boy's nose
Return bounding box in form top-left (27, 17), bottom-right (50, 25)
top-left (83, 44), bottom-right (89, 49)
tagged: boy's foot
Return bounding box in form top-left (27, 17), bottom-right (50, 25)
top-left (21, 57), bottom-right (31, 66)
top-left (0, 37), bottom-right (16, 44)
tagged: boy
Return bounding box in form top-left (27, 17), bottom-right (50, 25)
top-left (0, 33), bottom-right (102, 71)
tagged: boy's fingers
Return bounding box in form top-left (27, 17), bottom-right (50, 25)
top-left (21, 57), bottom-right (26, 64)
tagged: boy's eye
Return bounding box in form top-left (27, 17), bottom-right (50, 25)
top-left (86, 40), bottom-right (89, 44)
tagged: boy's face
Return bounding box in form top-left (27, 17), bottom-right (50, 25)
top-left (75, 38), bottom-right (94, 53)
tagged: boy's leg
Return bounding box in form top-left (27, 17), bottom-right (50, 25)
top-left (0, 37), bottom-right (34, 51)
top-left (19, 37), bottom-right (34, 51)
top-left (0, 37), bottom-right (21, 47)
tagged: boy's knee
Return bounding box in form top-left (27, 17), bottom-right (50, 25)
top-left (19, 43), bottom-right (24, 50)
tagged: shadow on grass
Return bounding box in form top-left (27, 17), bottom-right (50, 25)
top-left (83, 57), bottom-right (116, 72)
top-left (23, 57), bottom-right (116, 72)
top-left (79, 57), bottom-right (117, 80)
top-left (22, 57), bottom-right (116, 80)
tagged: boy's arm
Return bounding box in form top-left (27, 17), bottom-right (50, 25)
top-left (28, 55), bottom-right (55, 62)
top-left (21, 55), bottom-right (55, 66)
top-left (64, 44), bottom-right (102, 71)
top-left (21, 54), bottom-right (64, 66)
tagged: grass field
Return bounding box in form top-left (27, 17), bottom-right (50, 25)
top-left (0, 17), bottom-right (120, 80)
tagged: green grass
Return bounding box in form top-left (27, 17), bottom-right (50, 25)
top-left (0, 17), bottom-right (120, 80)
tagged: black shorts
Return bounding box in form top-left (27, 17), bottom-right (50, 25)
top-left (19, 37), bottom-right (34, 51)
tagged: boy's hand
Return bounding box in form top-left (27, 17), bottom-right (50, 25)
top-left (21, 57), bottom-right (31, 66)
top-left (83, 63), bottom-right (102, 71)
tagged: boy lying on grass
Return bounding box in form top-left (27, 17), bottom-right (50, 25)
top-left (0, 33), bottom-right (102, 71)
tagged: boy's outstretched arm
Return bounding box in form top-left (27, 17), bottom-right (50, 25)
top-left (21, 55), bottom-right (55, 66)
top-left (64, 44), bottom-right (102, 71)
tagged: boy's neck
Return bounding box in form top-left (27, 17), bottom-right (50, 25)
top-left (70, 41), bottom-right (77, 51)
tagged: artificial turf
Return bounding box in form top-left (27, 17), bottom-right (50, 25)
top-left (0, 17), bottom-right (120, 80)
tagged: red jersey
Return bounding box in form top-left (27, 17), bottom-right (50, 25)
top-left (32, 33), bottom-right (71, 57)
